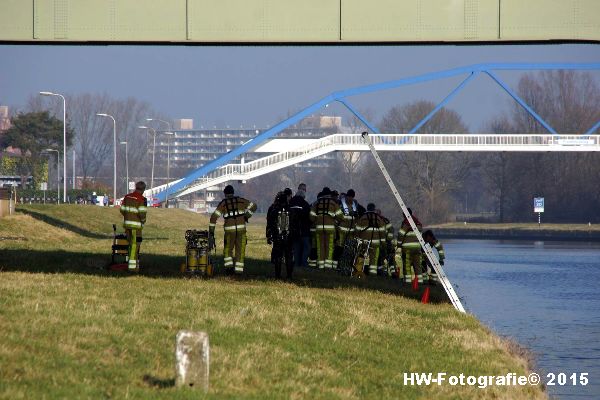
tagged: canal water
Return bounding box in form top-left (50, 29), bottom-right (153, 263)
top-left (445, 239), bottom-right (600, 399)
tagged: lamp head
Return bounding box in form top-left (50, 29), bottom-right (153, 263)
top-left (39, 91), bottom-right (54, 96)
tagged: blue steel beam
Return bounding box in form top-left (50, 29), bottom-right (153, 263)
top-left (154, 94), bottom-right (335, 201)
top-left (408, 71), bottom-right (480, 134)
top-left (336, 63), bottom-right (600, 99)
top-left (336, 98), bottom-right (381, 134)
top-left (155, 62), bottom-right (600, 201)
top-left (585, 120), bottom-right (600, 136)
top-left (484, 70), bottom-right (558, 135)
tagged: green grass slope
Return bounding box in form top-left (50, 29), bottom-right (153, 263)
top-left (0, 205), bottom-right (545, 399)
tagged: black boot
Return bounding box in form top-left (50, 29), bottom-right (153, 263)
top-left (274, 261), bottom-right (282, 279)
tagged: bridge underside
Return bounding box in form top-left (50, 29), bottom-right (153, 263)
top-left (2, 0), bottom-right (599, 43)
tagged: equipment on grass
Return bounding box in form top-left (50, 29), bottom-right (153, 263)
top-left (109, 224), bottom-right (129, 271)
top-left (353, 238), bottom-right (371, 278)
top-left (181, 229), bottom-right (214, 276)
top-left (337, 237), bottom-right (357, 276)
top-left (338, 237), bottom-right (376, 279)
top-left (361, 132), bottom-right (465, 313)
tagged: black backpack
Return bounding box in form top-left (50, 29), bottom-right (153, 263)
top-left (288, 205), bottom-right (304, 239)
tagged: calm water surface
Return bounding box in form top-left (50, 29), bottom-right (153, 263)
top-left (445, 239), bottom-right (600, 399)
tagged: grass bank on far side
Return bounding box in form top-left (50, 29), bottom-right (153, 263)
top-left (429, 222), bottom-right (600, 241)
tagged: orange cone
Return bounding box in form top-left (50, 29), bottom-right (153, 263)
top-left (412, 275), bottom-right (419, 291)
top-left (421, 286), bottom-right (430, 304)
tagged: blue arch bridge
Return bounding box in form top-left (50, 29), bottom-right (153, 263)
top-left (145, 62), bottom-right (600, 203)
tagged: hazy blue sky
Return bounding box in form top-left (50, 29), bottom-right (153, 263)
top-left (1, 44), bottom-right (598, 131)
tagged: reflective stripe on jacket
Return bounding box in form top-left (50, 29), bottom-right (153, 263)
top-left (398, 216), bottom-right (422, 249)
top-left (310, 196), bottom-right (343, 231)
top-left (355, 212), bottom-right (386, 242)
top-left (209, 195), bottom-right (257, 232)
top-left (120, 191), bottom-right (147, 231)
top-left (337, 197), bottom-right (359, 233)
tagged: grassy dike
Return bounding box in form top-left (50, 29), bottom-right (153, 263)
top-left (0, 205), bottom-right (545, 399)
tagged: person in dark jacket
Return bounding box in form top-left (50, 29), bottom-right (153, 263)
top-left (266, 191), bottom-right (294, 279)
top-left (289, 189), bottom-right (311, 268)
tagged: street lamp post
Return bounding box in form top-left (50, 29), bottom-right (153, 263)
top-left (163, 132), bottom-right (174, 208)
top-left (146, 118), bottom-right (174, 206)
top-left (72, 149), bottom-right (76, 190)
top-left (43, 149), bottom-right (60, 204)
top-left (96, 113), bottom-right (117, 204)
top-left (138, 126), bottom-right (157, 189)
top-left (120, 141), bottom-right (129, 194)
top-left (39, 91), bottom-right (67, 202)
top-left (146, 118), bottom-right (172, 133)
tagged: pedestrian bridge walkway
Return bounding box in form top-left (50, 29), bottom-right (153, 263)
top-left (145, 133), bottom-right (600, 199)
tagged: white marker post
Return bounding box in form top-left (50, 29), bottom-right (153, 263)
top-left (175, 330), bottom-right (209, 391)
top-left (40, 182), bottom-right (47, 204)
top-left (534, 197), bottom-right (544, 227)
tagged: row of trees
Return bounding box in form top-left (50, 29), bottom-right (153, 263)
top-left (1, 94), bottom-right (170, 194)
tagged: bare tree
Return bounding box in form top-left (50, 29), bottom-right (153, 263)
top-left (67, 93), bottom-right (114, 180)
top-left (480, 117), bottom-right (514, 222)
top-left (375, 100), bottom-right (474, 223)
top-left (483, 70), bottom-right (600, 222)
top-left (513, 70), bottom-right (600, 134)
top-left (26, 93), bottom-right (163, 189)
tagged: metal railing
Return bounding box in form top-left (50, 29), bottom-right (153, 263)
top-left (145, 133), bottom-right (600, 198)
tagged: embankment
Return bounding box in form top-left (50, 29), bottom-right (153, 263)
top-left (431, 223), bottom-right (600, 241)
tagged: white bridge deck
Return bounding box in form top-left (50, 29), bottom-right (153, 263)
top-left (145, 134), bottom-right (600, 198)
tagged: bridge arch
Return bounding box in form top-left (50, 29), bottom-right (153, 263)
top-left (148, 62), bottom-right (600, 201)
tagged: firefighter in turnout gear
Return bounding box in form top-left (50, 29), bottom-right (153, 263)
top-left (398, 208), bottom-right (424, 283)
top-left (376, 209), bottom-right (397, 276)
top-left (355, 203), bottom-right (387, 276)
top-left (308, 189), bottom-right (321, 269)
top-left (119, 181), bottom-right (148, 271)
top-left (266, 191), bottom-right (294, 279)
top-left (334, 189), bottom-right (365, 267)
top-left (209, 185), bottom-right (257, 275)
top-left (310, 187), bottom-right (344, 269)
top-left (422, 229), bottom-right (445, 284)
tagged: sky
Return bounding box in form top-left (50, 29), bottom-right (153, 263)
top-left (1, 44), bottom-right (599, 132)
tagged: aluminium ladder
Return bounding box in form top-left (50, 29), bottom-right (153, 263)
top-left (361, 131), bottom-right (466, 313)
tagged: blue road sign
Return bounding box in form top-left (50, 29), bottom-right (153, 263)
top-left (534, 197), bottom-right (545, 213)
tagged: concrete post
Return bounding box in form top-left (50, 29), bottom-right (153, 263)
top-left (175, 330), bottom-right (209, 391)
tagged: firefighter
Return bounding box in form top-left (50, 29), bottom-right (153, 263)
top-left (209, 185), bottom-right (257, 275)
top-left (307, 190), bottom-right (322, 268)
top-left (422, 229), bottom-right (445, 284)
top-left (119, 181), bottom-right (148, 271)
top-left (334, 189), bottom-right (365, 269)
top-left (355, 203), bottom-right (387, 276)
top-left (289, 188), bottom-right (311, 269)
top-left (398, 208), bottom-right (424, 283)
top-left (266, 191), bottom-right (294, 279)
top-left (310, 187), bottom-right (344, 269)
top-left (376, 209), bottom-right (396, 277)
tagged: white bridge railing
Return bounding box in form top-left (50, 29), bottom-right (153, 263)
top-left (145, 133), bottom-right (600, 198)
